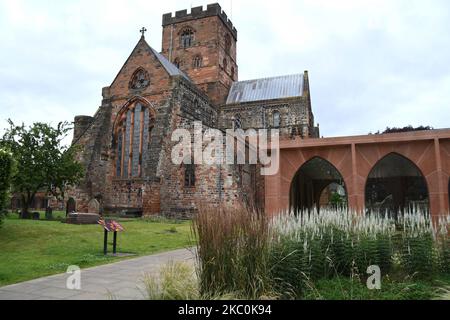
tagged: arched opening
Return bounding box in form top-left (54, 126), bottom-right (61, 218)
top-left (180, 28), bottom-right (194, 48)
top-left (290, 157), bottom-right (347, 214)
top-left (193, 55), bottom-right (202, 68)
top-left (319, 182), bottom-right (347, 210)
top-left (66, 197), bottom-right (76, 216)
top-left (113, 99), bottom-right (155, 179)
top-left (365, 153), bottom-right (429, 218)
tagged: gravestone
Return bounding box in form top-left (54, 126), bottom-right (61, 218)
top-left (88, 198), bottom-right (100, 214)
top-left (45, 207), bottom-right (53, 220)
top-left (32, 212), bottom-right (40, 220)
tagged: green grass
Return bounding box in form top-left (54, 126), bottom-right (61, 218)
top-left (0, 215), bottom-right (194, 286)
top-left (302, 275), bottom-right (450, 300)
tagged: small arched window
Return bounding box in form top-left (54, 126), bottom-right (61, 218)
top-left (223, 58), bottom-right (228, 72)
top-left (193, 55), bottom-right (202, 68)
top-left (225, 34), bottom-right (231, 55)
top-left (273, 111), bottom-right (281, 128)
top-left (115, 102), bottom-right (154, 178)
top-left (230, 67), bottom-right (235, 80)
top-left (181, 28), bottom-right (194, 48)
top-left (184, 164), bottom-right (196, 187)
top-left (233, 114), bottom-right (242, 129)
top-left (173, 58), bottom-right (181, 69)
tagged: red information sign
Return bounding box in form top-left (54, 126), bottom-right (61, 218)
top-left (98, 219), bottom-right (124, 232)
top-left (99, 220), bottom-right (124, 255)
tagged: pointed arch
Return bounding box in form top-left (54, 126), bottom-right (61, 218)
top-left (113, 97), bottom-right (156, 179)
top-left (364, 152), bottom-right (429, 217)
top-left (289, 156), bottom-right (348, 214)
top-left (180, 27), bottom-right (195, 48)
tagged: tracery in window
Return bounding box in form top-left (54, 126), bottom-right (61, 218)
top-left (193, 55), bottom-right (202, 68)
top-left (129, 68), bottom-right (150, 90)
top-left (181, 28), bottom-right (194, 48)
top-left (114, 102), bottom-right (154, 178)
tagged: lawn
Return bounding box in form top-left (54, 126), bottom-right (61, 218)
top-left (0, 214), bottom-right (194, 286)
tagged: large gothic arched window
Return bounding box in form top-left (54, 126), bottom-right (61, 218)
top-left (114, 101), bottom-right (154, 179)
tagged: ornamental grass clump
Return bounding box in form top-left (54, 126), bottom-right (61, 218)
top-left (193, 204), bottom-right (449, 300)
top-left (271, 209), bottom-right (396, 283)
top-left (398, 211), bottom-right (437, 279)
top-left (192, 204), bottom-right (273, 299)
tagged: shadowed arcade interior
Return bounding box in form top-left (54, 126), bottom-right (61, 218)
top-left (365, 153), bottom-right (429, 217)
top-left (290, 157), bottom-right (347, 214)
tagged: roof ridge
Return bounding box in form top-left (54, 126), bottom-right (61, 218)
top-left (226, 73), bottom-right (304, 104)
top-left (232, 73), bottom-right (304, 85)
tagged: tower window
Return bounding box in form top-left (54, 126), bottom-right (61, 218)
top-left (184, 164), bottom-right (196, 187)
top-left (231, 67), bottom-right (235, 80)
top-left (234, 114), bottom-right (242, 129)
top-left (173, 58), bottom-right (181, 69)
top-left (223, 58), bottom-right (228, 72)
top-left (193, 55), bottom-right (202, 68)
top-left (225, 34), bottom-right (231, 55)
top-left (273, 111), bottom-right (281, 128)
top-left (181, 28), bottom-right (194, 48)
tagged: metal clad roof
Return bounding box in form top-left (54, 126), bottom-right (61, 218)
top-left (226, 74), bottom-right (304, 104)
top-left (150, 48), bottom-right (191, 81)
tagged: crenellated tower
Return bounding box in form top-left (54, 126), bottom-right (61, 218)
top-left (161, 3), bottom-right (238, 106)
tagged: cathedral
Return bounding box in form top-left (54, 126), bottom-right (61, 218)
top-left (69, 3), bottom-right (319, 218)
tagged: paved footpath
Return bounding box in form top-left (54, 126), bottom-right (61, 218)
top-left (0, 248), bottom-right (195, 300)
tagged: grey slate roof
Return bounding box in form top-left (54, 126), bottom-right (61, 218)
top-left (226, 74), bottom-right (304, 104)
top-left (149, 47), bottom-right (190, 81)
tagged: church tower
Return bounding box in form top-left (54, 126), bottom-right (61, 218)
top-left (161, 3), bottom-right (238, 106)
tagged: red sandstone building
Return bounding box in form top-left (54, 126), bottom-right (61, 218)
top-left (266, 129), bottom-right (450, 219)
top-left (65, 3), bottom-right (449, 219)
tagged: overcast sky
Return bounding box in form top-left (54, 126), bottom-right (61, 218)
top-left (1, 0), bottom-right (449, 141)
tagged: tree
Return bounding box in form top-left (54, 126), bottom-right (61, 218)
top-left (370, 125), bottom-right (433, 135)
top-left (1, 120), bottom-right (84, 218)
top-left (0, 148), bottom-right (14, 227)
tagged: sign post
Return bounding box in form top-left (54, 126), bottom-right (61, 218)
top-left (99, 220), bottom-right (124, 255)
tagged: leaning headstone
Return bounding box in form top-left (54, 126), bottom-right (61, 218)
top-left (88, 199), bottom-right (100, 214)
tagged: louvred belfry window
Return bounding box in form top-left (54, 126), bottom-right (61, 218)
top-left (115, 102), bottom-right (154, 178)
top-left (181, 28), bottom-right (194, 48)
